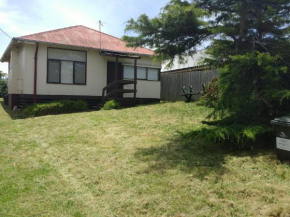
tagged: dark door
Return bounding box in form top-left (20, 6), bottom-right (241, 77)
top-left (107, 61), bottom-right (123, 95)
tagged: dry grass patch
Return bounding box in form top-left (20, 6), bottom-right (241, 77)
top-left (1, 100), bottom-right (290, 216)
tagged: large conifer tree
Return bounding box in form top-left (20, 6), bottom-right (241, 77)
top-left (123, 0), bottom-right (290, 123)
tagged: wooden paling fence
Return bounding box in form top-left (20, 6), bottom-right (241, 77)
top-left (161, 69), bottom-right (218, 101)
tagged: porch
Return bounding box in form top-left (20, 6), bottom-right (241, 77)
top-left (101, 50), bottom-right (140, 106)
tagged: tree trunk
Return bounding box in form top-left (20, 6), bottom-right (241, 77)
top-left (236, 0), bottom-right (248, 54)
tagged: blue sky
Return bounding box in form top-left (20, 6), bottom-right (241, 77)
top-left (0, 0), bottom-right (169, 73)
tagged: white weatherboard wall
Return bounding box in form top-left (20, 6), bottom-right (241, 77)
top-left (8, 48), bottom-right (24, 94)
top-left (122, 80), bottom-right (160, 99)
top-left (23, 43), bottom-right (107, 96)
top-left (10, 43), bottom-right (161, 99)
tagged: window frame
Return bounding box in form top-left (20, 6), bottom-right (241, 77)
top-left (73, 61), bottom-right (87, 85)
top-left (136, 67), bottom-right (147, 80)
top-left (47, 59), bottom-right (61, 83)
top-left (123, 66), bottom-right (161, 82)
top-left (47, 47), bottom-right (87, 85)
top-left (147, 68), bottom-right (160, 81)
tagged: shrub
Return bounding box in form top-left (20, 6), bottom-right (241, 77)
top-left (23, 100), bottom-right (88, 117)
top-left (102, 100), bottom-right (121, 110)
top-left (0, 71), bottom-right (8, 97)
top-left (198, 77), bottom-right (219, 108)
top-left (198, 124), bottom-right (274, 148)
top-left (184, 118), bottom-right (275, 149)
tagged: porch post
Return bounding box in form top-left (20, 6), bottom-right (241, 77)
top-left (115, 56), bottom-right (119, 99)
top-left (134, 58), bottom-right (137, 105)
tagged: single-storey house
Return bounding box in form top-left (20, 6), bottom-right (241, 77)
top-left (0, 25), bottom-right (161, 109)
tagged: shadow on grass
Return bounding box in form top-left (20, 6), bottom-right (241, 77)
top-left (135, 129), bottom-right (275, 180)
top-left (0, 101), bottom-right (94, 120)
top-left (0, 101), bottom-right (27, 120)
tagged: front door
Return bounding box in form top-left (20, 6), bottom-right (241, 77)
top-left (107, 61), bottom-right (123, 96)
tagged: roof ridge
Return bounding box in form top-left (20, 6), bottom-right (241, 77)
top-left (18, 25), bottom-right (82, 38)
top-left (77, 25), bottom-right (122, 41)
top-left (18, 25), bottom-right (128, 45)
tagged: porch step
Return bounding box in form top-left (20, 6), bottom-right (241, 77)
top-left (90, 105), bottom-right (103, 110)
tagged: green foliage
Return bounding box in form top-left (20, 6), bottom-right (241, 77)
top-left (122, 0), bottom-right (209, 67)
top-left (122, 0), bottom-right (290, 146)
top-left (0, 71), bottom-right (8, 97)
top-left (215, 52), bottom-right (290, 119)
top-left (123, 0), bottom-right (290, 65)
top-left (185, 116), bottom-right (275, 148)
top-left (265, 90), bottom-right (290, 104)
top-left (194, 123), bottom-right (274, 148)
top-left (102, 100), bottom-right (121, 110)
top-left (23, 100), bottom-right (88, 117)
top-left (3, 101), bottom-right (290, 216)
top-left (199, 77), bottom-right (219, 108)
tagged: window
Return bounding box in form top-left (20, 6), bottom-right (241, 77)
top-left (137, 67), bottom-right (147, 79)
top-left (61, 61), bottom-right (73, 84)
top-left (123, 66), bottom-right (134, 79)
top-left (147, 68), bottom-right (159, 81)
top-left (74, 62), bottom-right (86, 84)
top-left (48, 60), bottom-right (60, 83)
top-left (123, 66), bottom-right (160, 81)
top-left (47, 48), bottom-right (86, 85)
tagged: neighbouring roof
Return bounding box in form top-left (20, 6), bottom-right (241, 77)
top-left (161, 50), bottom-right (208, 72)
top-left (1, 25), bottom-right (154, 62)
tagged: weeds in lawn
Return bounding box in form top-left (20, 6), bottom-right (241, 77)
top-left (1, 100), bottom-right (290, 216)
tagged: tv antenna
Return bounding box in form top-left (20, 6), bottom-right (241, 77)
top-left (0, 28), bottom-right (12, 39)
top-left (99, 20), bottom-right (104, 52)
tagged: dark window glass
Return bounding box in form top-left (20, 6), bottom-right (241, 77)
top-left (47, 48), bottom-right (86, 85)
top-left (74, 62), bottom-right (86, 84)
top-left (48, 60), bottom-right (60, 83)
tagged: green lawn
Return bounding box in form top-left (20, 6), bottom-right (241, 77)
top-left (1, 100), bottom-right (290, 217)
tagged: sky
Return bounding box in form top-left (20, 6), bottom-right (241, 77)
top-left (0, 0), bottom-right (170, 74)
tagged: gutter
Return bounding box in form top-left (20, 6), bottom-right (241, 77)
top-left (14, 37), bottom-right (154, 57)
top-left (33, 43), bottom-right (39, 103)
top-left (0, 39), bottom-right (15, 62)
top-left (161, 65), bottom-right (210, 74)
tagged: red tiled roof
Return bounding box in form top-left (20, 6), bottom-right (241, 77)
top-left (16, 25), bottom-right (154, 56)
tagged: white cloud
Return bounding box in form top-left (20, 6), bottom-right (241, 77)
top-left (0, 0), bottom-right (6, 8)
top-left (34, 0), bottom-right (100, 31)
top-left (50, 2), bottom-right (97, 29)
top-left (0, 63), bottom-right (7, 74)
top-left (0, 1), bottom-right (31, 36)
top-left (0, 0), bottom-right (169, 74)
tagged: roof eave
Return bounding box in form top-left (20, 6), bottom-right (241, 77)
top-left (15, 37), bottom-right (155, 57)
top-left (0, 39), bottom-right (16, 62)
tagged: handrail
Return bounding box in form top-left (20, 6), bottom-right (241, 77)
top-left (104, 89), bottom-right (136, 100)
top-left (102, 79), bottom-right (136, 102)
